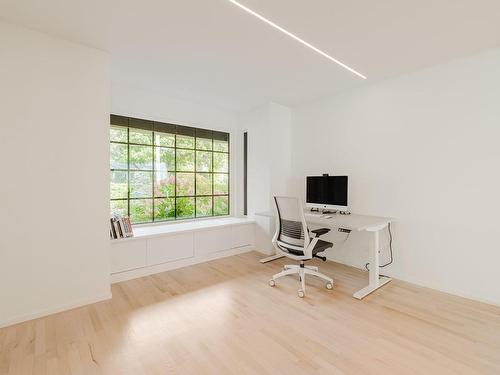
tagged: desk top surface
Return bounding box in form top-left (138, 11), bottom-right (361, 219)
top-left (254, 210), bottom-right (391, 231)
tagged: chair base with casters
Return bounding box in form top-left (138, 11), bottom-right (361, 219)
top-left (269, 260), bottom-right (333, 298)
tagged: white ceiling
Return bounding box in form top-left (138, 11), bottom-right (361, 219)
top-left (1, 0), bottom-right (500, 112)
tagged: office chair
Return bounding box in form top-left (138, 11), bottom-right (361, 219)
top-left (269, 196), bottom-right (334, 297)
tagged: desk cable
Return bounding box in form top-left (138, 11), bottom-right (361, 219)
top-left (365, 222), bottom-right (393, 277)
top-left (338, 231), bottom-right (351, 244)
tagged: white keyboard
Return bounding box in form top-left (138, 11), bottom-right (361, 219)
top-left (305, 213), bottom-right (333, 219)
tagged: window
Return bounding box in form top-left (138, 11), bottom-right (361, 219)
top-left (110, 115), bottom-right (230, 224)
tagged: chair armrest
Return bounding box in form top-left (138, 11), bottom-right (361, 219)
top-left (310, 228), bottom-right (330, 237)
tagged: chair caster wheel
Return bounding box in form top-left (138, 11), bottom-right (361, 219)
top-left (298, 290), bottom-right (305, 298)
top-left (326, 282), bottom-right (333, 290)
top-left (269, 280), bottom-right (276, 287)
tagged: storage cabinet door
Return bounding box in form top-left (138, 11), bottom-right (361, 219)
top-left (111, 241), bottom-right (147, 273)
top-left (231, 224), bottom-right (254, 248)
top-left (194, 227), bottom-right (232, 256)
top-left (147, 233), bottom-right (194, 266)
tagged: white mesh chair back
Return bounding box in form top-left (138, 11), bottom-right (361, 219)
top-left (274, 196), bottom-right (310, 252)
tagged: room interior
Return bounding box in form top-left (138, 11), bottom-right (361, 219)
top-left (1, 1), bottom-right (500, 374)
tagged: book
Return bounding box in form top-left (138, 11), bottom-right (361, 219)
top-left (121, 217), bottom-right (129, 236)
top-left (112, 217), bottom-right (121, 238)
top-left (110, 218), bottom-right (117, 239)
top-left (116, 217), bottom-right (124, 238)
top-left (121, 216), bottom-right (133, 237)
top-left (125, 217), bottom-right (134, 237)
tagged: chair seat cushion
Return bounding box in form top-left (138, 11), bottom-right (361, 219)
top-left (312, 239), bottom-right (334, 254)
top-left (282, 239), bottom-right (333, 256)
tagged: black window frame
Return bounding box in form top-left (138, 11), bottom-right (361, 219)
top-left (110, 114), bottom-right (230, 224)
top-left (243, 131), bottom-right (248, 216)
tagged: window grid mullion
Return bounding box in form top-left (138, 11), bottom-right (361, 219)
top-left (211, 138), bottom-right (214, 216)
top-left (174, 133), bottom-right (177, 220)
top-left (227, 134), bottom-right (230, 216)
top-left (152, 131), bottom-right (155, 222)
top-left (114, 195), bottom-right (231, 201)
top-left (117, 194), bottom-right (228, 200)
top-left (127, 127), bottom-right (131, 219)
top-left (194, 134), bottom-right (197, 217)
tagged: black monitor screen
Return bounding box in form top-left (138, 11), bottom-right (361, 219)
top-left (306, 176), bottom-right (348, 206)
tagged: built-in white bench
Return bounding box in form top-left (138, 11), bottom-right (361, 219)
top-left (110, 217), bottom-right (255, 282)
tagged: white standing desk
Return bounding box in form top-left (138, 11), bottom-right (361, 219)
top-left (254, 210), bottom-right (393, 299)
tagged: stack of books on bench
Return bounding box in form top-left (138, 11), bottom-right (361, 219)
top-left (110, 215), bottom-right (134, 239)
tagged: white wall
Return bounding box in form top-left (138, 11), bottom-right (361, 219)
top-left (291, 48), bottom-right (500, 305)
top-left (111, 83), bottom-right (244, 217)
top-left (112, 82), bottom-right (239, 133)
top-left (0, 22), bottom-right (111, 327)
top-left (240, 103), bottom-right (292, 253)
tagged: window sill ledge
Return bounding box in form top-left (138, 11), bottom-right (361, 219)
top-left (110, 216), bottom-right (254, 243)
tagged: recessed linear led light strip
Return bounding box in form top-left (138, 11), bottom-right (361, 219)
top-left (228, 0), bottom-right (366, 79)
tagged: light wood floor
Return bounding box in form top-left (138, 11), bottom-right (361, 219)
top-left (2, 251), bottom-right (500, 375)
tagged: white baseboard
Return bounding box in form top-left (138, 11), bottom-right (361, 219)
top-left (326, 256), bottom-right (500, 308)
top-left (111, 245), bottom-right (254, 283)
top-left (254, 248), bottom-right (274, 256)
top-left (390, 272), bottom-right (500, 308)
top-left (0, 291), bottom-right (112, 329)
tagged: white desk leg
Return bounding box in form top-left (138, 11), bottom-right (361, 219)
top-left (259, 253), bottom-right (285, 263)
top-left (353, 226), bottom-right (392, 299)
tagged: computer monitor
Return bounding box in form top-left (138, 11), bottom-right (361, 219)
top-left (306, 175), bottom-right (348, 212)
